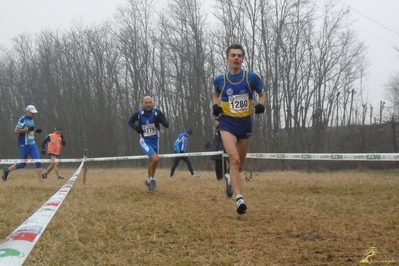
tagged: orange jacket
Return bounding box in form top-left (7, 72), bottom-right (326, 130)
top-left (42, 132), bottom-right (65, 156)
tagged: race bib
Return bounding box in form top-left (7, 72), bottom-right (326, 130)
top-left (142, 124), bottom-right (157, 137)
top-left (228, 94), bottom-right (249, 113)
top-left (28, 131), bottom-right (35, 139)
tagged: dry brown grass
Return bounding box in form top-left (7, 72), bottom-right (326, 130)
top-left (1, 167), bottom-right (399, 265)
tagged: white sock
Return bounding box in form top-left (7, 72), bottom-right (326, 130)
top-left (236, 194), bottom-right (243, 200)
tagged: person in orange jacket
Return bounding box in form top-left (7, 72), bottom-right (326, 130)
top-left (41, 126), bottom-right (66, 179)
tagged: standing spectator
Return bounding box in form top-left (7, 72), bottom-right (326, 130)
top-left (209, 117), bottom-right (230, 190)
top-left (128, 96), bottom-right (169, 192)
top-left (170, 128), bottom-right (201, 178)
top-left (2, 105), bottom-right (44, 182)
top-left (212, 44), bottom-right (267, 214)
top-left (41, 126), bottom-right (66, 180)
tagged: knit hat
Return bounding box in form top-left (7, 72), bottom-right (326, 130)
top-left (186, 128), bottom-right (193, 135)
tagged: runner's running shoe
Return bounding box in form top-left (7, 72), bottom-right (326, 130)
top-left (236, 197), bottom-right (247, 214)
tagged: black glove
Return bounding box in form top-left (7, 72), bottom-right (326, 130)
top-left (28, 126), bottom-right (35, 131)
top-left (135, 127), bottom-right (144, 134)
top-left (41, 150), bottom-right (45, 155)
top-left (35, 128), bottom-right (42, 133)
top-left (254, 103), bottom-right (265, 114)
top-left (213, 104), bottom-right (223, 116)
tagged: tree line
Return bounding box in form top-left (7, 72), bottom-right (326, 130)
top-left (0, 0), bottom-right (391, 166)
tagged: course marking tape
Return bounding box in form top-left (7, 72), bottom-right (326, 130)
top-left (2, 152), bottom-right (399, 164)
top-left (0, 159), bottom-right (86, 266)
top-left (0, 158), bottom-right (84, 164)
top-left (245, 153), bottom-right (399, 161)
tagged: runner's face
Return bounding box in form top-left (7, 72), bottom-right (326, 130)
top-left (227, 49), bottom-right (243, 70)
top-left (26, 111), bottom-right (35, 118)
top-left (143, 98), bottom-right (153, 111)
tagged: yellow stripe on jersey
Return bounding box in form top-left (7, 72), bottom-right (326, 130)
top-left (221, 98), bottom-right (253, 117)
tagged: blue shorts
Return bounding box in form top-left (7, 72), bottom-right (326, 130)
top-left (139, 137), bottom-right (158, 157)
top-left (219, 116), bottom-right (252, 139)
top-left (16, 144), bottom-right (42, 169)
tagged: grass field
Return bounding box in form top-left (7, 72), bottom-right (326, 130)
top-left (1, 166), bottom-right (399, 265)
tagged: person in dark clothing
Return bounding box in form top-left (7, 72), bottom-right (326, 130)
top-left (209, 117), bottom-right (229, 181)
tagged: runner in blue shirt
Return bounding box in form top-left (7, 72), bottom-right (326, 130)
top-left (170, 128), bottom-right (200, 178)
top-left (128, 96), bottom-right (169, 192)
top-left (2, 105), bottom-right (44, 182)
top-left (212, 44), bottom-right (267, 214)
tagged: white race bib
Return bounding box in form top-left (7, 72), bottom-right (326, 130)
top-left (142, 124), bottom-right (157, 137)
top-left (28, 131), bottom-right (34, 139)
top-left (228, 94), bottom-right (249, 113)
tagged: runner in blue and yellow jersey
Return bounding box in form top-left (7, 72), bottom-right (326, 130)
top-left (2, 105), bottom-right (44, 182)
top-left (212, 44), bottom-right (267, 214)
top-left (128, 96), bottom-right (169, 192)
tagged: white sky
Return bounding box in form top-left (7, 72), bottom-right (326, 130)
top-left (0, 0), bottom-right (398, 109)
top-left (341, 0), bottom-right (399, 109)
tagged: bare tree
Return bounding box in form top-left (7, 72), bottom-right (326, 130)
top-left (385, 71), bottom-right (399, 119)
top-left (0, 0), bottom-right (386, 163)
top-left (156, 0), bottom-right (211, 151)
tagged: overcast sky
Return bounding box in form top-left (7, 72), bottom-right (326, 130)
top-left (0, 0), bottom-right (398, 109)
top-left (342, 0), bottom-right (399, 109)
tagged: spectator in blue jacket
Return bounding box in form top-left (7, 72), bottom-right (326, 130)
top-left (170, 128), bottom-right (200, 178)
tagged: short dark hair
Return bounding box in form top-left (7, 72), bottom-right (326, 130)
top-left (226, 44), bottom-right (245, 59)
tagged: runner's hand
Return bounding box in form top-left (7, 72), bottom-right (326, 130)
top-left (213, 104), bottom-right (223, 116)
top-left (254, 103), bottom-right (265, 114)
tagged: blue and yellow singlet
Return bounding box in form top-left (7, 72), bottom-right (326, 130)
top-left (213, 70), bottom-right (264, 118)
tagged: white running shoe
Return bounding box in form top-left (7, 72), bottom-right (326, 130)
top-left (144, 179), bottom-right (151, 192)
top-left (150, 179), bottom-right (157, 192)
top-left (191, 173), bottom-right (201, 178)
top-left (236, 198), bottom-right (247, 214)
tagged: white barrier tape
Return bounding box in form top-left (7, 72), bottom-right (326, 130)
top-left (0, 158), bottom-right (84, 164)
top-left (2, 152), bottom-right (399, 164)
top-left (0, 159), bottom-right (86, 266)
top-left (245, 153), bottom-right (399, 161)
top-left (0, 152), bottom-right (222, 164)
top-left (79, 151), bottom-right (223, 162)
